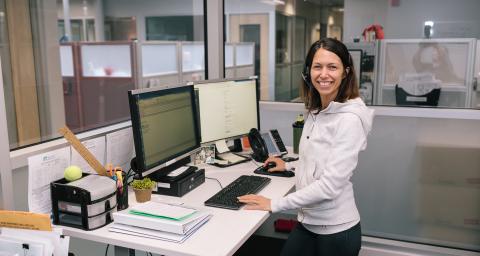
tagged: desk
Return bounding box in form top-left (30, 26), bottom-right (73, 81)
top-left (62, 160), bottom-right (296, 256)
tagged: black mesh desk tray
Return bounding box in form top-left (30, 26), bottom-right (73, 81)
top-left (395, 84), bottom-right (441, 106)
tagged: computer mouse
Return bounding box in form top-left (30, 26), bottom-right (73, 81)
top-left (266, 161), bottom-right (277, 169)
top-left (254, 164), bottom-right (295, 178)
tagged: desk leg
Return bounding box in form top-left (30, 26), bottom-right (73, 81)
top-left (114, 245), bottom-right (135, 256)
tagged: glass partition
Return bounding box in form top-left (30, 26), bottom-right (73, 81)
top-left (0, 0), bottom-right (205, 149)
top-left (353, 112), bottom-right (480, 251)
top-left (81, 44), bottom-right (132, 77)
top-left (377, 39), bottom-right (475, 108)
top-left (59, 45), bottom-right (74, 77)
top-left (141, 43), bottom-right (177, 77)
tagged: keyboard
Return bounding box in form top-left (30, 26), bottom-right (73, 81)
top-left (204, 175), bottom-right (271, 210)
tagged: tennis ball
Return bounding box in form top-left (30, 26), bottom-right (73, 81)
top-left (64, 165), bottom-right (83, 182)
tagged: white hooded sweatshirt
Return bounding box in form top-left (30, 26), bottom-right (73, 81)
top-left (271, 97), bottom-right (374, 226)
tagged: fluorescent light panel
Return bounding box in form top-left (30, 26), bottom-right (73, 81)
top-left (261, 0), bottom-right (286, 5)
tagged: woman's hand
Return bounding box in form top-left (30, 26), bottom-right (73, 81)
top-left (237, 194), bottom-right (272, 211)
top-left (264, 156), bottom-right (286, 172)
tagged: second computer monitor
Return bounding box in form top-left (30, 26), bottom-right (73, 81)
top-left (194, 78), bottom-right (259, 144)
top-left (128, 85), bottom-right (200, 176)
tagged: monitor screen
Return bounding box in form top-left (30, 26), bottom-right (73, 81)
top-left (128, 85), bottom-right (200, 176)
top-left (194, 78), bottom-right (259, 143)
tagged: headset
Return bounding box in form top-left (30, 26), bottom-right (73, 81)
top-left (301, 64), bottom-right (313, 89)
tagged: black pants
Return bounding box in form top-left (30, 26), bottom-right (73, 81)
top-left (280, 222), bottom-right (361, 256)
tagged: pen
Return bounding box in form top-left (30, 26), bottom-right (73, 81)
top-left (106, 164), bottom-right (113, 177)
top-left (116, 171), bottom-right (123, 184)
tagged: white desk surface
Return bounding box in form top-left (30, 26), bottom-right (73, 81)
top-left (61, 160), bottom-right (296, 256)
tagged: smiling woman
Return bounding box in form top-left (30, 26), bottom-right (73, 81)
top-left (238, 38), bottom-right (374, 256)
top-left (301, 38), bottom-right (359, 112)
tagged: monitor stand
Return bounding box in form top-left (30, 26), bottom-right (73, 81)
top-left (148, 156), bottom-right (190, 180)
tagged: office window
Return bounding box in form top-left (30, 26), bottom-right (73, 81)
top-left (0, 0), bottom-right (205, 149)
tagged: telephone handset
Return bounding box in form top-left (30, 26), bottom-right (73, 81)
top-left (248, 128), bottom-right (288, 162)
top-left (248, 128), bottom-right (269, 162)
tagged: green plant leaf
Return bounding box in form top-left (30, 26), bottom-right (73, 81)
top-left (130, 177), bottom-right (156, 190)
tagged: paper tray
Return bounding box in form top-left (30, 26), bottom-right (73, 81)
top-left (58, 193), bottom-right (117, 217)
top-left (58, 207), bottom-right (116, 231)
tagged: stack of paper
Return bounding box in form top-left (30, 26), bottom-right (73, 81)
top-left (110, 201), bottom-right (212, 243)
top-left (0, 227), bottom-right (69, 256)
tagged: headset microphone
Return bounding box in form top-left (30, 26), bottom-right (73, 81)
top-left (301, 71), bottom-right (313, 88)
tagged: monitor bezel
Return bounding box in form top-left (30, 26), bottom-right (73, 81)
top-left (128, 84), bottom-right (201, 176)
top-left (194, 76), bottom-right (260, 145)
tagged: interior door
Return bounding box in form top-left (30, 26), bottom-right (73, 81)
top-left (229, 14), bottom-right (269, 100)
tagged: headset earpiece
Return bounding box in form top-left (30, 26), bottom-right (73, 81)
top-left (302, 65), bottom-right (313, 88)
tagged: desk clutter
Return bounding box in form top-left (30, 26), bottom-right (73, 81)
top-left (51, 173), bottom-right (117, 230)
top-left (0, 210), bottom-right (70, 256)
top-left (109, 201), bottom-right (212, 243)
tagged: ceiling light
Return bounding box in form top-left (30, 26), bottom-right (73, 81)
top-left (261, 0), bottom-right (286, 5)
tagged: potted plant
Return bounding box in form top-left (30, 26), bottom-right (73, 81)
top-left (131, 177), bottom-right (156, 203)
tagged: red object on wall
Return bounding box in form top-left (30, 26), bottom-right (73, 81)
top-left (391, 0), bottom-right (400, 7)
top-left (362, 24), bottom-right (385, 40)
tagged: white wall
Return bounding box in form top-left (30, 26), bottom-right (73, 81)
top-left (344, 0), bottom-right (480, 41)
top-left (57, 0), bottom-right (98, 19)
top-left (343, 0), bottom-right (387, 42)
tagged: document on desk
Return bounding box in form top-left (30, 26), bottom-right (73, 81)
top-left (130, 201), bottom-right (197, 220)
top-left (109, 214), bottom-right (211, 243)
top-left (106, 128), bottom-right (134, 171)
top-left (112, 205), bottom-right (211, 235)
top-left (71, 136), bottom-right (105, 174)
top-left (215, 140), bottom-right (230, 154)
top-left (28, 147), bottom-right (70, 214)
top-left (218, 152), bottom-right (246, 163)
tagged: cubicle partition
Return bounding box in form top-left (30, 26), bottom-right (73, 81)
top-left (376, 39), bottom-right (476, 108)
top-left (60, 42), bottom-right (137, 132)
top-left (60, 44), bottom-right (81, 130)
top-left (225, 42), bottom-right (255, 79)
top-left (137, 41), bottom-right (254, 89)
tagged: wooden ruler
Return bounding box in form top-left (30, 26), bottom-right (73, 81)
top-left (58, 126), bottom-right (107, 176)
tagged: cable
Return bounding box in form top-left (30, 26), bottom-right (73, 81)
top-left (245, 154), bottom-right (262, 168)
top-left (205, 177), bottom-right (223, 189)
top-left (104, 244), bottom-right (109, 256)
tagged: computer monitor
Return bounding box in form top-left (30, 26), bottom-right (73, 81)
top-left (194, 78), bottom-right (259, 144)
top-left (128, 85), bottom-right (200, 177)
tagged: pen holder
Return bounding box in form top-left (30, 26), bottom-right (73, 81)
top-left (116, 185), bottom-right (129, 211)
